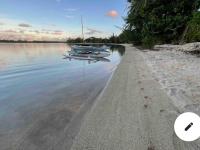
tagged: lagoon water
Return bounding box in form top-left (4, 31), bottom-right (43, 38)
top-left (0, 43), bottom-right (124, 149)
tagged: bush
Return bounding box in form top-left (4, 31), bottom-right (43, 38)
top-left (142, 35), bottom-right (157, 49)
top-left (184, 12), bottom-right (200, 42)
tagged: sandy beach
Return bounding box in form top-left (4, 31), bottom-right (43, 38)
top-left (143, 47), bottom-right (200, 114)
top-left (71, 45), bottom-right (200, 150)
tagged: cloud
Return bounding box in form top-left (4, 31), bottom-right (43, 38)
top-left (0, 30), bottom-right (22, 41)
top-left (0, 16), bottom-right (67, 41)
top-left (0, 29), bottom-right (28, 34)
top-left (34, 30), bottom-right (40, 34)
top-left (0, 30), bottom-right (66, 41)
top-left (1, 29), bottom-right (18, 33)
top-left (0, 26), bottom-right (68, 41)
top-left (42, 29), bottom-right (52, 32)
top-left (19, 29), bottom-right (25, 33)
top-left (41, 29), bottom-right (53, 34)
top-left (85, 28), bottom-right (102, 35)
top-left (18, 23), bottom-right (32, 28)
top-left (52, 30), bottom-right (64, 35)
top-left (106, 10), bottom-right (118, 18)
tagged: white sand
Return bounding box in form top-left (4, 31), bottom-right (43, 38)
top-left (143, 48), bottom-right (200, 115)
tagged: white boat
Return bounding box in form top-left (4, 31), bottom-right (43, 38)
top-left (69, 45), bottom-right (111, 58)
top-left (65, 17), bottom-right (111, 59)
top-left (71, 45), bottom-right (110, 51)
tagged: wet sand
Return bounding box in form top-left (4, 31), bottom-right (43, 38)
top-left (71, 45), bottom-right (200, 150)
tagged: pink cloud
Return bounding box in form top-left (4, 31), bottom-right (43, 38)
top-left (2, 29), bottom-right (17, 33)
top-left (0, 27), bottom-right (66, 41)
top-left (106, 10), bottom-right (118, 18)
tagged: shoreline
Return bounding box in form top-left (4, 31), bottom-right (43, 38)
top-left (54, 69), bottom-right (118, 150)
top-left (70, 45), bottom-right (200, 150)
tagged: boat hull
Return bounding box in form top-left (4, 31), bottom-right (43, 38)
top-left (69, 45), bottom-right (111, 58)
top-left (69, 52), bottom-right (110, 58)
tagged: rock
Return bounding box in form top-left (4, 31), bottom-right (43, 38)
top-left (154, 42), bottom-right (200, 52)
top-left (180, 42), bottom-right (200, 52)
top-left (154, 44), bottom-right (179, 51)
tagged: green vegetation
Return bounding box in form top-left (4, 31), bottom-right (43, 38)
top-left (121, 0), bottom-right (200, 48)
top-left (66, 34), bottom-right (121, 44)
top-left (184, 12), bottom-right (200, 42)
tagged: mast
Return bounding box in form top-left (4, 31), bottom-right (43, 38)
top-left (81, 16), bottom-right (84, 43)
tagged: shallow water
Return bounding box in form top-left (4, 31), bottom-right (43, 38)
top-left (0, 43), bottom-right (124, 149)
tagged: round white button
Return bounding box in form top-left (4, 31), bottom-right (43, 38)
top-left (174, 112), bottom-right (200, 141)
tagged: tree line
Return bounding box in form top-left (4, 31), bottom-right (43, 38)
top-left (66, 34), bottom-right (122, 44)
top-left (120, 0), bottom-right (200, 48)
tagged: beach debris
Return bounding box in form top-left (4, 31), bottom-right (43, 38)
top-left (144, 104), bottom-right (148, 108)
top-left (160, 109), bottom-right (165, 113)
top-left (147, 145), bottom-right (155, 150)
top-left (154, 42), bottom-right (200, 52)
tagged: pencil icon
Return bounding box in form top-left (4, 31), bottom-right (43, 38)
top-left (185, 123), bottom-right (193, 131)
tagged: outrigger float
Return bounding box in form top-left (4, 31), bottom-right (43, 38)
top-left (64, 45), bottom-right (111, 62)
top-left (69, 45), bottom-right (110, 57)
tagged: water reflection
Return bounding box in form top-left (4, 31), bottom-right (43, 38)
top-left (0, 43), bottom-right (70, 71)
top-left (63, 44), bottom-right (125, 64)
top-left (64, 56), bottom-right (110, 64)
top-left (110, 45), bottom-right (125, 56)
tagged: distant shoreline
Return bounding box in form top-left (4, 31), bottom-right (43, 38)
top-left (0, 42), bottom-right (123, 46)
top-left (0, 41), bottom-right (66, 43)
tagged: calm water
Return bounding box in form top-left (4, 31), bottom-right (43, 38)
top-left (0, 43), bottom-right (124, 149)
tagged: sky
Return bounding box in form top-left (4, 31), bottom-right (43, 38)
top-left (0, 0), bottom-right (127, 41)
